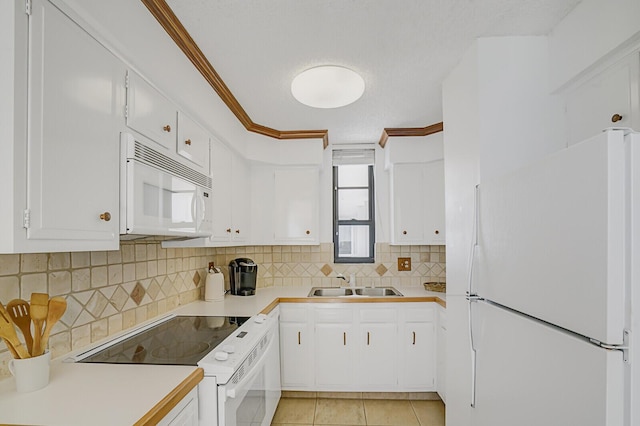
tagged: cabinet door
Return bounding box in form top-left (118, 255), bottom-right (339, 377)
top-left (126, 70), bottom-right (176, 151)
top-left (27, 0), bottom-right (123, 245)
top-left (400, 321), bottom-right (436, 390)
top-left (423, 160), bottom-right (446, 244)
top-left (177, 111), bottom-right (210, 174)
top-left (359, 322), bottom-right (398, 388)
top-left (565, 53), bottom-right (639, 146)
top-left (273, 168), bottom-right (319, 243)
top-left (436, 308), bottom-right (447, 402)
top-left (314, 307), bottom-right (354, 389)
top-left (391, 163), bottom-right (426, 244)
top-left (209, 139), bottom-right (233, 242)
top-left (231, 155), bottom-right (250, 242)
top-left (280, 322), bottom-right (313, 389)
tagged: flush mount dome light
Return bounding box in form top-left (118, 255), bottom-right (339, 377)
top-left (291, 65), bottom-right (365, 109)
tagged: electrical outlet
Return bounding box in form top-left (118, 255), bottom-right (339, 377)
top-left (397, 257), bottom-right (411, 271)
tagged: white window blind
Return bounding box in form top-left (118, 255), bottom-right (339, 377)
top-left (332, 149), bottom-right (375, 166)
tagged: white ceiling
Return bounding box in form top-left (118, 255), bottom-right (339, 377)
top-left (164, 0), bottom-right (581, 145)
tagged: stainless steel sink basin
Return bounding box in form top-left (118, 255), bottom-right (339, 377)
top-left (307, 287), bottom-right (403, 297)
top-left (308, 288), bottom-right (354, 297)
top-left (354, 287), bottom-right (403, 297)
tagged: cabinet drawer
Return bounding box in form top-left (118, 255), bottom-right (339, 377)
top-left (405, 307), bottom-right (435, 322)
top-left (281, 306), bottom-right (308, 322)
top-left (315, 307), bottom-right (353, 323)
top-left (360, 308), bottom-right (397, 323)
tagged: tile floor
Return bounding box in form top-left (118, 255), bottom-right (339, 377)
top-left (271, 397), bottom-right (445, 426)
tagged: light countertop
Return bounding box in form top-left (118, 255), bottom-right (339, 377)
top-left (0, 285), bottom-right (444, 425)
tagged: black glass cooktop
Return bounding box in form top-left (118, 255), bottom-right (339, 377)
top-left (79, 316), bottom-right (250, 366)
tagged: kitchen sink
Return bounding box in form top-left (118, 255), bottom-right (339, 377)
top-left (307, 287), bottom-right (403, 297)
top-left (354, 287), bottom-right (403, 297)
top-left (309, 288), bottom-right (354, 297)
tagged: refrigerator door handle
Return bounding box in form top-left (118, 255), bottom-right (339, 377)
top-left (466, 294), bottom-right (482, 407)
top-left (467, 184), bottom-right (480, 296)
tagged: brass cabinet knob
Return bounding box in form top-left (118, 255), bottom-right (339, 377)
top-left (185, 139), bottom-right (192, 145)
top-left (235, 229), bottom-right (240, 234)
top-left (402, 230), bottom-right (407, 235)
top-left (163, 124), bottom-right (172, 132)
top-left (226, 228), bottom-right (232, 233)
top-left (435, 230), bottom-right (440, 235)
top-left (611, 114), bottom-right (623, 123)
top-left (99, 212), bottom-right (111, 222)
top-left (306, 230), bottom-right (310, 235)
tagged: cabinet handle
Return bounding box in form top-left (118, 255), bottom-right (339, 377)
top-left (163, 124), bottom-right (172, 132)
top-left (306, 230), bottom-right (310, 235)
top-left (184, 139), bottom-right (192, 145)
top-left (235, 229), bottom-right (240, 234)
top-left (434, 230), bottom-right (440, 235)
top-left (413, 331), bottom-right (416, 345)
top-left (367, 331), bottom-right (370, 346)
top-left (611, 113), bottom-right (623, 123)
top-left (99, 212), bottom-right (111, 222)
top-left (226, 228), bottom-right (232, 233)
top-left (343, 332), bottom-right (347, 346)
top-left (403, 230), bottom-right (407, 235)
top-left (298, 331), bottom-right (301, 345)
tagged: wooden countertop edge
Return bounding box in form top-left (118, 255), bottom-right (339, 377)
top-left (134, 367), bottom-right (204, 426)
top-left (260, 296), bottom-right (446, 314)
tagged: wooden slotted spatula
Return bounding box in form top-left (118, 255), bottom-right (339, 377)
top-left (30, 293), bottom-right (49, 357)
top-left (0, 302), bottom-right (30, 359)
top-left (7, 299), bottom-right (33, 355)
top-left (36, 296), bottom-right (67, 357)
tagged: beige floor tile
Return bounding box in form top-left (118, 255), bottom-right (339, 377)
top-left (363, 399), bottom-right (420, 426)
top-left (271, 424), bottom-right (312, 426)
top-left (272, 398), bottom-right (316, 424)
top-left (314, 398), bottom-right (366, 425)
top-left (410, 400), bottom-right (445, 426)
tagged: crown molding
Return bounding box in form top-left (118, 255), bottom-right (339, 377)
top-left (378, 122), bottom-right (444, 148)
top-left (141, 0), bottom-right (330, 148)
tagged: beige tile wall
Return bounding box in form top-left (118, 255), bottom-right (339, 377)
top-left (0, 242), bottom-right (444, 379)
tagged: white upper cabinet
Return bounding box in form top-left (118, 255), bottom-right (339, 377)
top-left (126, 71), bottom-right (210, 175)
top-left (209, 139), bottom-right (234, 243)
top-left (565, 52), bottom-right (640, 146)
top-left (390, 160), bottom-right (445, 245)
top-left (126, 70), bottom-right (176, 152)
top-left (273, 168), bottom-right (320, 244)
top-left (177, 111), bottom-right (210, 173)
top-left (0, 0), bottom-right (125, 253)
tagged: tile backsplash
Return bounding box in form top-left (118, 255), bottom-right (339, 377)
top-left (0, 242), bottom-right (444, 378)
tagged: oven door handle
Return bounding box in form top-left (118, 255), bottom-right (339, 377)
top-left (225, 328), bottom-right (275, 399)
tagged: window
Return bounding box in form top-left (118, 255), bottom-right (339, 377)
top-left (333, 150), bottom-right (375, 263)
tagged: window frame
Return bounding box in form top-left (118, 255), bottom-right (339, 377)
top-left (332, 164), bottom-right (375, 263)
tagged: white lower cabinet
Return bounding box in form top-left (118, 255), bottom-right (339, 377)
top-left (314, 307), bottom-right (355, 389)
top-left (279, 302), bottom-right (438, 392)
top-left (280, 306), bottom-right (314, 389)
top-left (399, 307), bottom-right (436, 390)
top-left (436, 306), bottom-right (447, 402)
top-left (157, 387), bottom-right (199, 426)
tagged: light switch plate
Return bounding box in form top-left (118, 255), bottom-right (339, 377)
top-left (397, 257), bottom-right (411, 271)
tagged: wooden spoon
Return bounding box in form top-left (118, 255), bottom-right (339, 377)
top-left (30, 293), bottom-right (49, 357)
top-left (7, 299), bottom-right (33, 355)
top-left (36, 296), bottom-right (67, 357)
top-left (0, 302), bottom-right (30, 359)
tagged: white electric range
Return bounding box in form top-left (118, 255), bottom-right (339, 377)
top-left (72, 312), bottom-right (281, 426)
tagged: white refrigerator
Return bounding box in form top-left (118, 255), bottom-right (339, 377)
top-left (467, 129), bottom-right (637, 426)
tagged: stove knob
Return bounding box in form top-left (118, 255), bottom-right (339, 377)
top-left (214, 351), bottom-right (228, 361)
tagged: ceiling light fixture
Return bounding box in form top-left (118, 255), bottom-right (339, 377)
top-left (291, 65), bottom-right (365, 109)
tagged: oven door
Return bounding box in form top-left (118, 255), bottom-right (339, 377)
top-left (124, 160), bottom-right (211, 237)
top-left (218, 325), bottom-right (281, 426)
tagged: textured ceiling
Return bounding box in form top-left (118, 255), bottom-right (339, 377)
top-left (166, 0), bottom-right (581, 144)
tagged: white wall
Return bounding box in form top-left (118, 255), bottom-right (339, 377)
top-left (549, 0), bottom-right (640, 91)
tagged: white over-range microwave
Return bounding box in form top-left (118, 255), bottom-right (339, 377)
top-left (120, 133), bottom-right (213, 238)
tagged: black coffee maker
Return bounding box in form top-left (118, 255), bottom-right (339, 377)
top-left (228, 258), bottom-right (258, 296)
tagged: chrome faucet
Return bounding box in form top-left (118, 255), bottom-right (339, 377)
top-left (336, 273), bottom-right (349, 285)
top-left (336, 273), bottom-right (356, 288)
